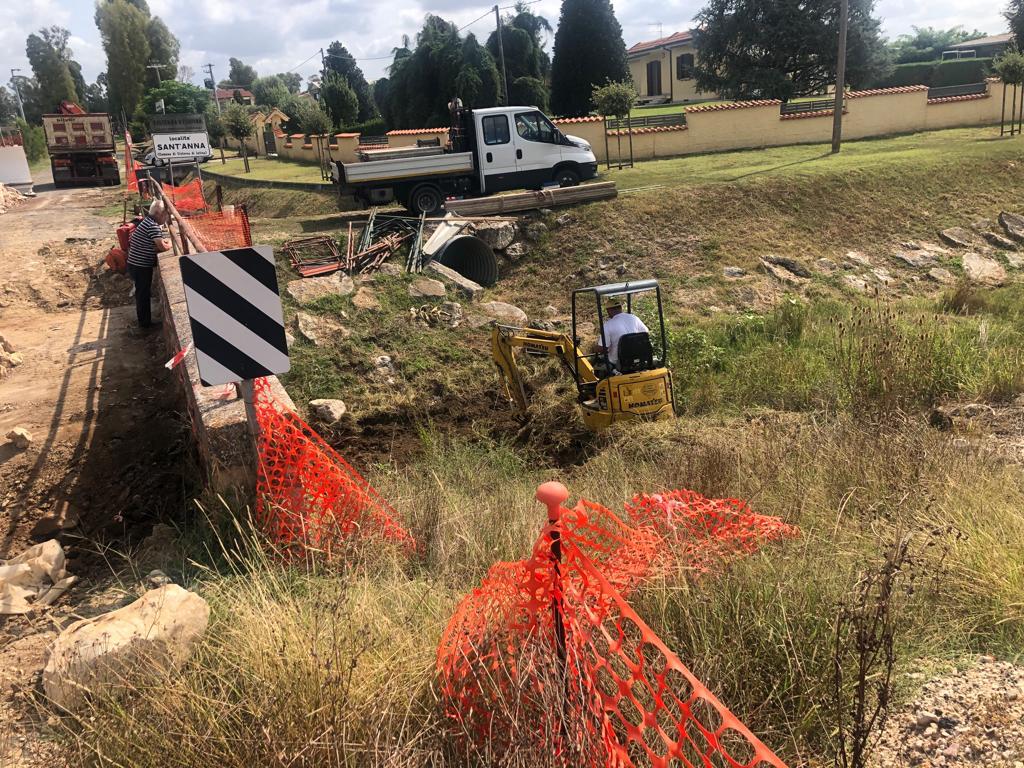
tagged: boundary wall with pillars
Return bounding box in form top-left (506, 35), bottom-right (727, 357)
top-left (223, 80), bottom-right (1010, 169)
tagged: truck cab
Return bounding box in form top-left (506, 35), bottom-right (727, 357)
top-left (331, 105), bottom-right (598, 215)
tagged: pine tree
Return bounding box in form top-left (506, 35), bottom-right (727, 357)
top-left (25, 29), bottom-right (81, 112)
top-left (1008, 0), bottom-right (1024, 48)
top-left (550, 0), bottom-right (628, 117)
top-left (323, 42), bottom-right (377, 122)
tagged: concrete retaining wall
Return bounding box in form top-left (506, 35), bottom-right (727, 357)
top-left (0, 145), bottom-right (33, 190)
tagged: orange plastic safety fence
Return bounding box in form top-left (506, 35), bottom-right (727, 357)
top-left (163, 178), bottom-right (207, 214)
top-left (437, 484), bottom-right (794, 768)
top-left (252, 378), bottom-right (415, 555)
top-left (124, 131), bottom-right (141, 192)
top-left (186, 208), bottom-right (253, 251)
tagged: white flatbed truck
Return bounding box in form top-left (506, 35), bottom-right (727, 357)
top-left (330, 106), bottom-right (599, 215)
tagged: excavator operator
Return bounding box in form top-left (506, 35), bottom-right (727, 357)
top-left (594, 300), bottom-right (650, 374)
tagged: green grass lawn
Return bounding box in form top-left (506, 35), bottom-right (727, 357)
top-left (205, 156), bottom-right (328, 184)
top-left (607, 126), bottom-right (1022, 188)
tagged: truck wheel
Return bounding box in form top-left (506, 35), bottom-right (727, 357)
top-left (553, 167), bottom-right (580, 187)
top-left (408, 184), bottom-right (444, 216)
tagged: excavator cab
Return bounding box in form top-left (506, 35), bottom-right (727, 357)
top-left (570, 280), bottom-right (675, 430)
top-left (490, 279), bottom-right (676, 432)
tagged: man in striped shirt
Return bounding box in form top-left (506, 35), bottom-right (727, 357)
top-left (127, 200), bottom-right (171, 328)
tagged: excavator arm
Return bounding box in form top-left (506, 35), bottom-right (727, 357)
top-left (491, 324), bottom-right (598, 414)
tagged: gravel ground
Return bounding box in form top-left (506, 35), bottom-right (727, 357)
top-left (875, 657), bottom-right (1024, 768)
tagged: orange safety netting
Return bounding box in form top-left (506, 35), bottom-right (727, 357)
top-left (163, 178), bottom-right (207, 214)
top-left (124, 131), bottom-right (141, 192)
top-left (186, 208), bottom-right (253, 251)
top-left (437, 483), bottom-right (796, 768)
top-left (252, 378), bottom-right (415, 555)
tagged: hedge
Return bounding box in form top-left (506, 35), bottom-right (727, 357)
top-left (872, 58), bottom-right (992, 89)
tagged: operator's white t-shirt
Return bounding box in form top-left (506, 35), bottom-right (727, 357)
top-left (599, 312), bottom-right (649, 368)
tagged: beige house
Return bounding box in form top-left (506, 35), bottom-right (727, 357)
top-left (627, 31), bottom-right (713, 103)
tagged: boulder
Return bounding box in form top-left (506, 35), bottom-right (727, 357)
top-left (999, 211), bottom-right (1024, 243)
top-left (309, 399), bottom-right (347, 423)
top-left (872, 268), bottom-right (896, 286)
top-left (523, 222), bottom-right (548, 242)
top-left (6, 427), bottom-right (32, 450)
top-left (962, 252), bottom-right (1006, 286)
top-left (842, 275), bottom-right (870, 293)
top-left (891, 250), bottom-right (935, 269)
top-left (814, 258), bottom-right (838, 273)
top-left (927, 267), bottom-right (956, 284)
top-left (0, 333), bottom-right (15, 353)
top-left (939, 227), bottom-right (976, 249)
top-left (844, 250), bottom-right (872, 267)
top-left (763, 255), bottom-right (812, 277)
top-left (296, 312), bottom-right (350, 346)
top-left (472, 221), bottom-right (516, 251)
top-left (426, 261), bottom-right (484, 301)
top-left (983, 231), bottom-right (1019, 250)
top-left (286, 274), bottom-right (355, 304)
top-left (375, 262), bottom-right (404, 276)
top-left (408, 277), bottom-right (447, 299)
top-left (504, 242), bottom-right (527, 261)
top-left (970, 218), bottom-right (994, 232)
top-left (722, 266), bottom-right (747, 278)
top-left (351, 287), bottom-right (381, 311)
top-left (760, 258), bottom-right (809, 286)
top-left (43, 584), bottom-right (209, 712)
top-left (469, 301), bottom-right (528, 328)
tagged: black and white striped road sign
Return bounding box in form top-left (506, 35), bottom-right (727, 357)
top-left (179, 245), bottom-right (290, 386)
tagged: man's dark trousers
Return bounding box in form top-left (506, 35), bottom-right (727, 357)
top-left (128, 264), bottom-right (154, 327)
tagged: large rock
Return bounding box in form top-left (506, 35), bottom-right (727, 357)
top-left (523, 222), bottom-right (548, 242)
top-left (408, 277), bottom-right (447, 299)
top-left (468, 301), bottom-right (528, 328)
top-left (286, 274), bottom-right (355, 304)
top-left (927, 267), bottom-right (956, 284)
top-left (844, 250), bottom-right (872, 267)
top-left (999, 211), bottom-right (1024, 243)
top-left (763, 255), bottom-right (812, 278)
top-left (309, 399), bottom-right (347, 423)
top-left (43, 584), bottom-right (209, 711)
top-left (472, 221), bottom-right (516, 251)
top-left (983, 231), bottom-right (1018, 251)
top-left (939, 227), bottom-right (976, 249)
top-left (426, 261), bottom-right (484, 301)
top-left (891, 250), bottom-right (936, 269)
top-left (760, 258), bottom-right (809, 286)
top-left (504, 242), bottom-right (527, 262)
top-left (296, 312), bottom-right (350, 346)
top-left (962, 252), bottom-right (1006, 286)
top-left (6, 427), bottom-right (32, 450)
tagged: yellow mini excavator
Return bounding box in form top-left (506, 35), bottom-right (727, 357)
top-left (491, 279), bottom-right (676, 431)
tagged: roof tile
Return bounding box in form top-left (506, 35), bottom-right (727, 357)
top-left (627, 30), bottom-right (694, 55)
top-left (386, 127), bottom-right (448, 135)
top-left (779, 108), bottom-right (846, 120)
top-left (553, 116), bottom-right (604, 124)
top-left (927, 93), bottom-right (991, 104)
top-left (606, 124), bottom-right (688, 136)
top-left (686, 99), bottom-right (782, 113)
top-left (846, 85), bottom-right (929, 98)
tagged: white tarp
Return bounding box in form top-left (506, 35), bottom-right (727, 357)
top-left (0, 540), bottom-right (71, 614)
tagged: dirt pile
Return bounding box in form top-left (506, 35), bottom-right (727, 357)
top-left (875, 658), bottom-right (1024, 767)
top-left (0, 183), bottom-right (25, 215)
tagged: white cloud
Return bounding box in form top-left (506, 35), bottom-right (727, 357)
top-left (1, 0), bottom-right (1012, 96)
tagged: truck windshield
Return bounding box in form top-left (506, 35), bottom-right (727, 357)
top-left (514, 112), bottom-right (559, 143)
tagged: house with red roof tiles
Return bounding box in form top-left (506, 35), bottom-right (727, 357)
top-left (627, 31), bottom-right (717, 104)
top-left (214, 87), bottom-right (255, 109)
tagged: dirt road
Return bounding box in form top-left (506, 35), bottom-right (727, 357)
top-left (0, 173), bottom-right (189, 765)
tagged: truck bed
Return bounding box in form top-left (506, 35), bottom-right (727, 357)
top-left (42, 113), bottom-right (115, 153)
top-left (341, 151), bottom-right (474, 185)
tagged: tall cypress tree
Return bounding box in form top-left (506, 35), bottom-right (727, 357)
top-left (323, 42), bottom-right (377, 122)
top-left (549, 0), bottom-right (628, 117)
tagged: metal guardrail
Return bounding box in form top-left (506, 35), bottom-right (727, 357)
top-left (605, 112), bottom-right (687, 130)
top-left (926, 82), bottom-right (988, 100)
top-left (780, 98), bottom-right (838, 115)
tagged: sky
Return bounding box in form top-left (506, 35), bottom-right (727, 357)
top-left (0, 0), bottom-right (1011, 96)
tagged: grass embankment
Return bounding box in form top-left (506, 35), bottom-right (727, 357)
top-left (63, 127), bottom-right (1024, 767)
top-left (206, 156), bottom-right (328, 184)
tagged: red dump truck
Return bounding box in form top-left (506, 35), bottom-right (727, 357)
top-left (41, 102), bottom-right (120, 187)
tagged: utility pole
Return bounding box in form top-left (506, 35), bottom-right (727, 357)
top-left (204, 63), bottom-right (221, 115)
top-left (10, 69), bottom-right (26, 122)
top-left (147, 63), bottom-right (166, 84)
top-left (831, 0), bottom-right (849, 154)
top-left (494, 5), bottom-right (510, 106)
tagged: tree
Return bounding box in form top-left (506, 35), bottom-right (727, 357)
top-left (993, 48), bottom-right (1024, 134)
top-left (13, 76), bottom-right (46, 124)
top-left (227, 58), bottom-right (257, 88)
top-left (26, 28), bottom-right (81, 112)
top-left (887, 26), bottom-right (989, 64)
top-left (1008, 0), bottom-right (1024, 48)
top-left (550, 0), bottom-right (629, 116)
top-left (591, 78), bottom-right (634, 116)
top-left (252, 75), bottom-right (289, 108)
top-left (372, 78), bottom-right (391, 124)
top-left (139, 80), bottom-right (209, 118)
top-left (319, 73), bottom-right (358, 129)
top-left (287, 99), bottom-right (332, 135)
top-left (83, 78), bottom-right (109, 112)
top-left (487, 3), bottom-right (552, 104)
top-left (0, 87), bottom-right (17, 122)
top-left (223, 103), bottom-right (253, 172)
top-left (178, 64), bottom-right (194, 83)
top-left (383, 16), bottom-right (501, 128)
top-left (694, 0), bottom-right (892, 101)
top-left (323, 41), bottom-right (376, 121)
top-left (276, 72), bottom-right (302, 93)
top-left (95, 0), bottom-right (151, 120)
top-left (145, 17), bottom-right (179, 88)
